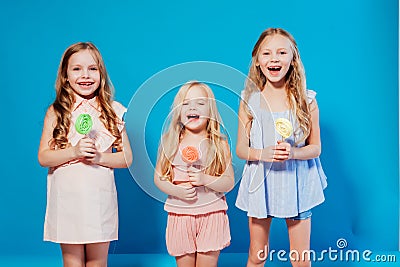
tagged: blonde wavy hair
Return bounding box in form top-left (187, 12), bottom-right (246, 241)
top-left (243, 28), bottom-right (311, 144)
top-left (157, 81), bottom-right (228, 181)
top-left (50, 42), bottom-right (122, 150)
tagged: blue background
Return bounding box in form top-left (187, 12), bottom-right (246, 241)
top-left (0, 0), bottom-right (398, 265)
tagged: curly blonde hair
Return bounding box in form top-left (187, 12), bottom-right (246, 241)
top-left (50, 42), bottom-right (122, 150)
top-left (243, 28), bottom-right (311, 144)
top-left (157, 81), bottom-right (229, 181)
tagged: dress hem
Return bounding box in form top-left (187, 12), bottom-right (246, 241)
top-left (169, 240), bottom-right (231, 257)
top-left (235, 198), bottom-right (325, 219)
top-left (43, 237), bottom-right (118, 244)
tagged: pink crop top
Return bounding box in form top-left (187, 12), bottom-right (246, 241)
top-left (164, 143), bottom-right (228, 215)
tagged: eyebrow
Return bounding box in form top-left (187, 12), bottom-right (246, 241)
top-left (182, 99), bottom-right (206, 104)
top-left (69, 63), bottom-right (98, 67)
top-left (261, 47), bottom-right (288, 51)
top-left (183, 97), bottom-right (207, 101)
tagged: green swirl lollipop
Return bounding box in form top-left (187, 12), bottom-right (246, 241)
top-left (75, 114), bottom-right (93, 135)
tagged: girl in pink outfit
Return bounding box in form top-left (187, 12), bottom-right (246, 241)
top-left (38, 42), bottom-right (133, 267)
top-left (154, 81), bottom-right (234, 267)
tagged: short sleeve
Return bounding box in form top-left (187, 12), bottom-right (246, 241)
top-left (112, 101), bottom-right (127, 120)
top-left (240, 89), bottom-right (246, 100)
top-left (306, 89), bottom-right (317, 104)
top-left (112, 101), bottom-right (127, 132)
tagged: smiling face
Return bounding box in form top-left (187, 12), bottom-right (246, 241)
top-left (180, 85), bottom-right (210, 134)
top-left (256, 34), bottom-right (294, 87)
top-left (67, 49), bottom-right (100, 99)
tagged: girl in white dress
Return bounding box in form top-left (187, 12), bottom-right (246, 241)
top-left (38, 42), bottom-right (132, 267)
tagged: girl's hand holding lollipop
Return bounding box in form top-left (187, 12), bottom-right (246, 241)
top-left (181, 146), bottom-right (206, 186)
top-left (273, 118), bottom-right (293, 161)
top-left (74, 114), bottom-right (96, 161)
top-left (275, 118), bottom-right (293, 142)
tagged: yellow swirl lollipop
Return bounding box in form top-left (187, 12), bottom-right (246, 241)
top-left (275, 118), bottom-right (293, 141)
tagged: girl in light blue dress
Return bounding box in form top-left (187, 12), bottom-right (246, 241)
top-left (235, 28), bottom-right (327, 267)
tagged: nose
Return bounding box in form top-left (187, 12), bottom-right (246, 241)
top-left (270, 53), bottom-right (279, 62)
top-left (188, 100), bottom-right (198, 110)
top-left (81, 68), bottom-right (90, 78)
top-left (271, 52), bottom-right (280, 62)
top-left (189, 102), bottom-right (196, 109)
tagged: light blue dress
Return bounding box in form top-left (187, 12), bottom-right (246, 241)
top-left (235, 90), bottom-right (327, 218)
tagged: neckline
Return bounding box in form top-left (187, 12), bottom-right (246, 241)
top-left (72, 96), bottom-right (98, 112)
top-left (259, 108), bottom-right (290, 114)
top-left (257, 92), bottom-right (290, 114)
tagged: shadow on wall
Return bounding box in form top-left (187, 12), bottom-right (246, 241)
top-left (110, 168), bottom-right (168, 254)
top-left (308, 124), bottom-right (359, 251)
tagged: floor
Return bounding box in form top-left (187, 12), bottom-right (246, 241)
top-left (0, 252), bottom-right (398, 266)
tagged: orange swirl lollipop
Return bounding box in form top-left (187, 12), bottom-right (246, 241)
top-left (181, 146), bottom-right (199, 164)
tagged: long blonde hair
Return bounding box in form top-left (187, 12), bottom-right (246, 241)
top-left (243, 28), bottom-right (311, 143)
top-left (50, 42), bottom-right (122, 150)
top-left (157, 81), bottom-right (228, 181)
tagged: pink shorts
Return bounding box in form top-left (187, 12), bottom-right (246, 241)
top-left (166, 210), bottom-right (231, 257)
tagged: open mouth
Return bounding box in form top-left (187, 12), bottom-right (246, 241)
top-left (187, 114), bottom-right (200, 120)
top-left (267, 66), bottom-right (282, 71)
top-left (78, 82), bottom-right (94, 87)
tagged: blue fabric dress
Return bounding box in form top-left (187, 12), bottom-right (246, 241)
top-left (235, 90), bottom-right (327, 219)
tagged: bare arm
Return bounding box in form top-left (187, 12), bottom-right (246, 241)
top-left (235, 101), bottom-right (289, 162)
top-left (235, 101), bottom-right (264, 161)
top-left (38, 106), bottom-right (80, 167)
top-left (291, 99), bottom-right (321, 160)
top-left (38, 106), bottom-right (133, 168)
top-left (86, 128), bottom-right (133, 168)
top-left (153, 160), bottom-right (197, 201)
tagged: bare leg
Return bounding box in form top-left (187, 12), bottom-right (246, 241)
top-left (176, 253), bottom-right (196, 267)
top-left (286, 218), bottom-right (311, 267)
top-left (247, 217), bottom-right (272, 267)
top-left (85, 242), bottom-right (110, 267)
top-left (60, 244), bottom-right (85, 267)
top-left (196, 251), bottom-right (220, 267)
